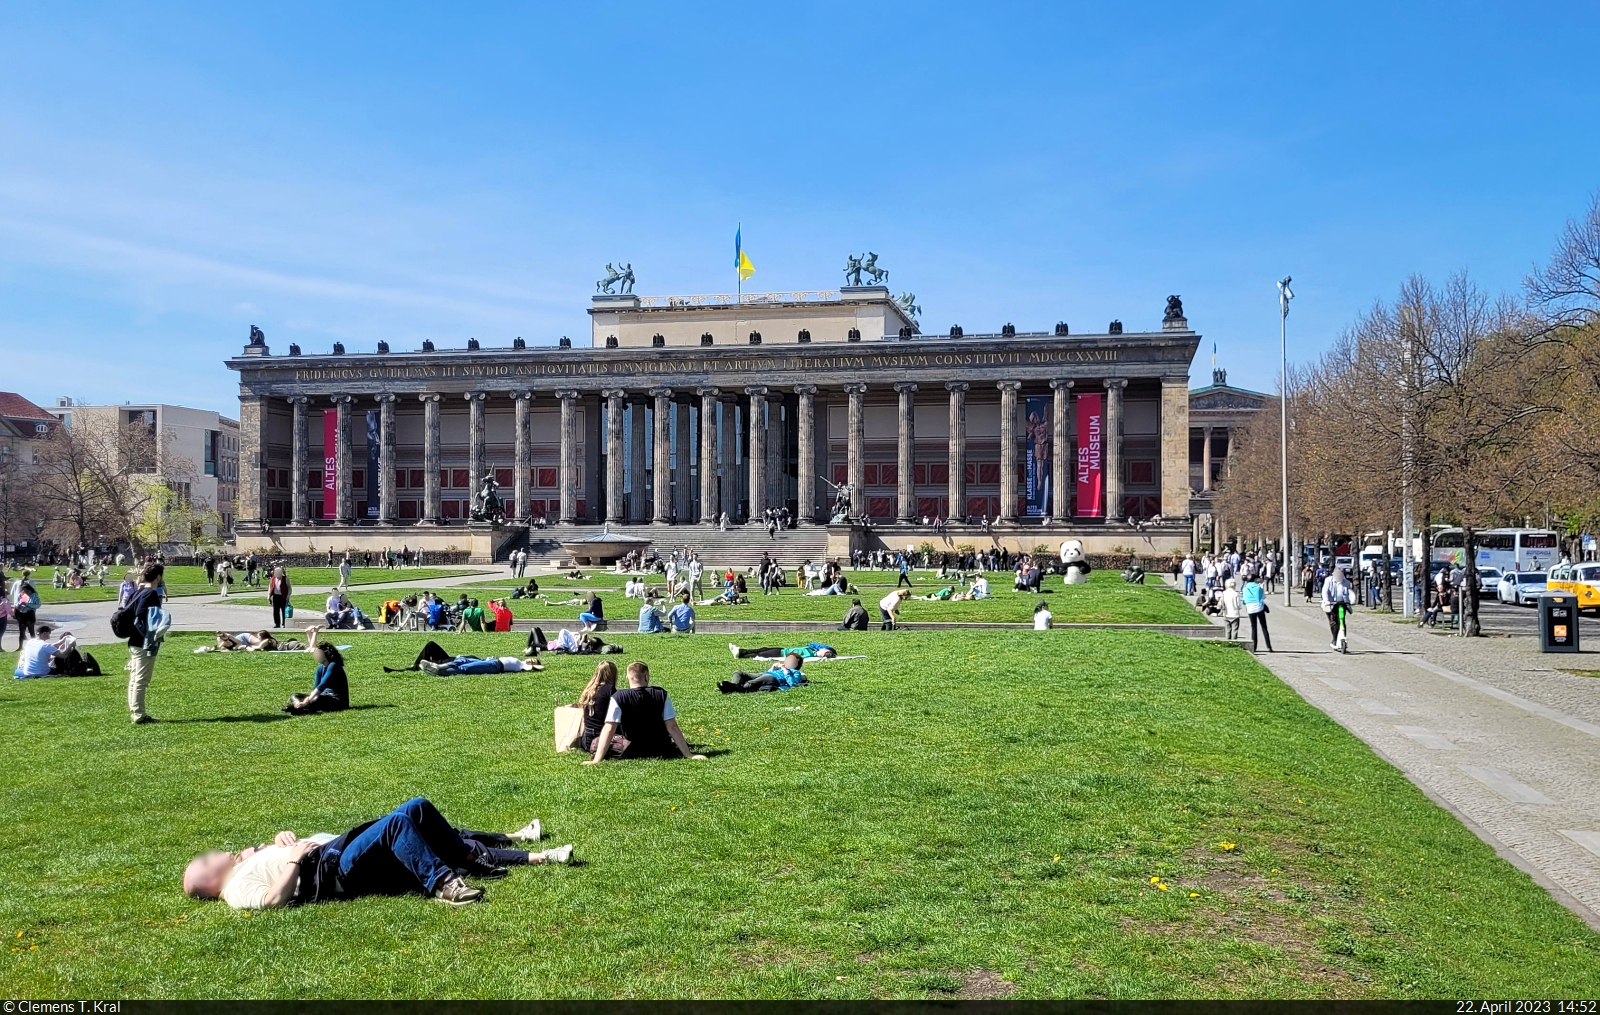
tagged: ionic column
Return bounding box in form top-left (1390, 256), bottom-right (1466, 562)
top-left (844, 382), bottom-right (867, 515)
top-left (512, 390), bottom-right (533, 521)
top-left (290, 396), bottom-right (309, 524)
top-left (332, 395), bottom-right (354, 523)
top-left (465, 392), bottom-right (487, 514)
top-left (628, 398), bottom-right (647, 522)
top-left (998, 381), bottom-right (1021, 522)
top-left (652, 387), bottom-right (674, 523)
top-left (603, 389), bottom-right (626, 523)
top-left (1201, 424), bottom-right (1214, 493)
top-left (1050, 379), bottom-right (1073, 522)
top-left (675, 400), bottom-right (693, 523)
top-left (698, 388), bottom-right (719, 523)
top-left (794, 385), bottom-right (816, 524)
top-left (894, 382), bottom-right (917, 522)
top-left (420, 394), bottom-right (442, 522)
top-left (377, 394), bottom-right (397, 523)
top-left (557, 389), bottom-right (579, 523)
top-left (745, 387), bottom-right (768, 521)
top-left (1105, 379), bottom-right (1127, 520)
top-left (946, 382), bottom-right (968, 523)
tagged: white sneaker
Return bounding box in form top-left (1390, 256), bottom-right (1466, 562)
top-left (728, 643), bottom-right (740, 658)
top-left (540, 844), bottom-right (574, 864)
top-left (508, 820), bottom-right (542, 843)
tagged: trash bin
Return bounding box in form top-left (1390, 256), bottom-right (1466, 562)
top-left (1539, 593), bottom-right (1580, 653)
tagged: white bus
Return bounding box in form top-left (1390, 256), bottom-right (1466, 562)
top-left (1430, 527), bottom-right (1560, 572)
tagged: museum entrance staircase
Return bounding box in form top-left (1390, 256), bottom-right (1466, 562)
top-left (496, 523), bottom-right (830, 570)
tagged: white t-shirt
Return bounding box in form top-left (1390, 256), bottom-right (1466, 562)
top-left (498, 657), bottom-right (530, 670)
top-left (221, 833), bottom-right (336, 909)
top-left (1034, 609), bottom-right (1053, 630)
top-left (605, 690), bottom-right (676, 724)
top-left (15, 638), bottom-right (58, 676)
top-left (879, 592), bottom-right (902, 613)
top-left (1181, 559), bottom-right (1195, 575)
top-left (972, 577), bottom-right (989, 596)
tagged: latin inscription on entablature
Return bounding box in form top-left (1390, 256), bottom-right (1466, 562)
top-left (271, 347), bottom-right (1130, 385)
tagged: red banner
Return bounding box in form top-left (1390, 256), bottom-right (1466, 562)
top-left (322, 409), bottom-right (337, 519)
top-left (1075, 392), bottom-right (1103, 517)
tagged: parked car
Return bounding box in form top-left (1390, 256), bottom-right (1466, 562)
top-left (1334, 555), bottom-right (1355, 572)
top-left (1546, 562), bottom-right (1600, 616)
top-left (1496, 571), bottom-right (1548, 606)
top-left (1475, 567), bottom-right (1503, 594)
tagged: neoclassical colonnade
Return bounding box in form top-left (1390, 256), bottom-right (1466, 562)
top-left (248, 372), bottom-right (1172, 529)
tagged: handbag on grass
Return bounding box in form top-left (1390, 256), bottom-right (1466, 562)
top-left (553, 705), bottom-right (583, 752)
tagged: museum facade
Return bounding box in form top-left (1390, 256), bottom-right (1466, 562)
top-left (227, 285), bottom-right (1202, 560)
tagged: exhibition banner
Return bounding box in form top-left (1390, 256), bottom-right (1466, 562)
top-left (1023, 396), bottom-right (1052, 517)
top-left (365, 410), bottom-right (381, 517)
top-left (1075, 392), bottom-right (1103, 517)
top-left (321, 408), bottom-right (337, 519)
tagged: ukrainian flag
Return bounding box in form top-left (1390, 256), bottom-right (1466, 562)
top-left (735, 226), bottom-right (755, 281)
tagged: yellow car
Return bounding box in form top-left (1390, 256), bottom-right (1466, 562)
top-left (1546, 562), bottom-right (1600, 615)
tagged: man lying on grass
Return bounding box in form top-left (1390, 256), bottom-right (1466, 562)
top-left (720, 651), bottom-right (807, 694)
top-left (182, 797), bottom-right (572, 909)
top-left (584, 661), bottom-right (707, 764)
top-left (728, 641), bottom-right (835, 660)
top-left (420, 653), bottom-right (543, 676)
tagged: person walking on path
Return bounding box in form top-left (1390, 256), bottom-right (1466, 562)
top-left (268, 567), bottom-right (293, 628)
top-left (896, 556), bottom-right (912, 588)
top-left (1180, 553), bottom-right (1196, 596)
top-left (1321, 566), bottom-right (1355, 652)
top-left (1241, 574), bottom-right (1272, 652)
top-left (338, 554), bottom-right (352, 589)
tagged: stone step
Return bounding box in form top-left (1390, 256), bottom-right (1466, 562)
top-left (496, 524), bottom-right (830, 570)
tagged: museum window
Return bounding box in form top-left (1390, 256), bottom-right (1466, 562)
top-left (977, 463), bottom-right (1000, 485)
top-left (539, 468), bottom-right (557, 488)
top-left (451, 469), bottom-right (469, 488)
top-left (410, 469), bottom-right (426, 488)
top-left (863, 464), bottom-right (878, 485)
top-left (1128, 460), bottom-right (1156, 485)
top-left (495, 467), bottom-right (513, 487)
top-left (880, 462), bottom-right (897, 485)
top-left (399, 500), bottom-right (418, 519)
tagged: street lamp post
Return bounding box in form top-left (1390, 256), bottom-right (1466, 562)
top-left (1278, 276), bottom-right (1294, 607)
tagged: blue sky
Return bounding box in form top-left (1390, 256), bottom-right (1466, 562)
top-left (2, 2), bottom-right (1597, 415)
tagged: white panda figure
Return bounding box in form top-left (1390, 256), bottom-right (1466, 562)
top-left (1059, 539), bottom-right (1092, 585)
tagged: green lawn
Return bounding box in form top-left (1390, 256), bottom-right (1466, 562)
top-left (25, 566), bottom-right (474, 604)
top-left (3, 631), bottom-right (1596, 998)
top-left (295, 570), bottom-right (1205, 627)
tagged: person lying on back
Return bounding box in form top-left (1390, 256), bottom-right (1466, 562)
top-left (728, 641), bottom-right (835, 660)
top-left (720, 652), bottom-right (807, 694)
top-left (420, 654), bottom-right (543, 676)
top-left (583, 661), bottom-right (706, 764)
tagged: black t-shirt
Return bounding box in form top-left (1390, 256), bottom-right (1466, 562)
top-left (611, 685), bottom-right (675, 759)
top-left (581, 685), bottom-right (615, 751)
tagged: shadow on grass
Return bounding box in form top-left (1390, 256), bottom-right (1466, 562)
top-left (170, 704), bottom-right (396, 724)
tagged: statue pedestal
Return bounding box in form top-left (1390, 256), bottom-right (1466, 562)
top-left (839, 286), bottom-right (890, 301)
top-left (1162, 316), bottom-right (1189, 331)
top-left (591, 294), bottom-right (640, 309)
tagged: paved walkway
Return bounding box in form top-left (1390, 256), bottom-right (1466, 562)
top-left (1232, 593), bottom-right (1600, 930)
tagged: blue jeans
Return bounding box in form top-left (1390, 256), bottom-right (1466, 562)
top-left (335, 798), bottom-right (474, 896)
top-left (1183, 575), bottom-right (1195, 595)
top-left (444, 656), bottom-right (504, 675)
top-left (579, 612), bottom-right (600, 624)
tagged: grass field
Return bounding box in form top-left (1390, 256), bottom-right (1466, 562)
top-left (287, 570), bottom-right (1205, 627)
top-left (21, 566), bottom-right (472, 604)
top-left (3, 630), bottom-right (1596, 998)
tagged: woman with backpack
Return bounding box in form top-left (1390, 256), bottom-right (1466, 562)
top-left (11, 581), bottom-right (39, 649)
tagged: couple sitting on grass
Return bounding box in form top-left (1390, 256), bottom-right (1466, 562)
top-left (577, 660), bottom-right (708, 763)
top-left (717, 641), bottom-right (834, 694)
top-left (183, 797), bottom-right (574, 910)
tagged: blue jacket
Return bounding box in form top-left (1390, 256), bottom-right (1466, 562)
top-left (764, 665), bottom-right (806, 689)
top-left (1241, 582), bottom-right (1265, 609)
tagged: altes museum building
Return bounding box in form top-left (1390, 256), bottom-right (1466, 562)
top-left (227, 281), bottom-right (1204, 561)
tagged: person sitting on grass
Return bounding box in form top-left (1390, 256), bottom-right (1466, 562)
top-left (462, 599), bottom-right (487, 632)
top-left (510, 577), bottom-right (540, 599)
top-left (728, 641), bottom-right (836, 660)
top-left (285, 638), bottom-right (351, 715)
top-left (419, 653), bottom-right (543, 676)
top-left (638, 597), bottom-right (667, 633)
top-left (720, 651), bottom-right (807, 694)
top-left (324, 590), bottom-right (355, 629)
top-left (578, 660), bottom-right (620, 755)
top-left (879, 588), bottom-right (910, 630)
top-left (578, 593), bottom-right (604, 632)
top-left (1033, 599), bottom-right (1053, 630)
top-left (806, 574), bottom-right (849, 596)
top-left (13, 624), bottom-right (67, 678)
top-left (488, 599), bottom-right (513, 633)
top-left (667, 593), bottom-right (695, 633)
top-left (181, 797), bottom-right (571, 910)
top-left (839, 597), bottom-right (869, 630)
top-left (529, 626), bottom-right (623, 656)
top-left (969, 574), bottom-right (991, 599)
top-left (583, 661), bottom-right (707, 764)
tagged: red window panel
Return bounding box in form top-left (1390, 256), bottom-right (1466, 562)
top-left (867, 496), bottom-right (894, 518)
top-left (451, 469), bottom-right (470, 489)
top-left (930, 463), bottom-right (949, 484)
top-left (494, 468), bottom-right (513, 487)
top-left (438, 469), bottom-right (449, 491)
top-left (978, 463), bottom-right (1000, 485)
top-left (410, 469), bottom-right (426, 489)
top-left (916, 497), bottom-right (940, 519)
top-left (312, 499), bottom-right (325, 519)
top-left (1017, 463), bottom-right (1027, 482)
top-left (352, 470), bottom-right (365, 489)
top-left (913, 464), bottom-right (927, 485)
top-left (308, 470), bottom-right (322, 488)
top-left (399, 500), bottom-right (418, 519)
top-left (881, 462), bottom-right (898, 485)
top-left (1016, 495), bottom-right (1028, 517)
top-left (863, 464), bottom-right (878, 485)
top-left (576, 499), bottom-right (587, 517)
top-left (966, 496), bottom-right (989, 519)
top-left (394, 470), bottom-right (407, 489)
top-left (356, 500), bottom-right (369, 518)
top-left (990, 496), bottom-right (1002, 517)
top-left (1123, 496), bottom-right (1143, 518)
top-left (442, 500), bottom-right (461, 518)
top-left (832, 463), bottom-right (848, 485)
top-left (268, 501), bottom-right (283, 519)
top-left (965, 463), bottom-right (975, 484)
top-left (264, 469), bottom-right (275, 489)
top-left (1144, 496), bottom-right (1163, 518)
top-left (538, 468), bottom-right (558, 488)
top-left (1128, 460), bottom-right (1155, 485)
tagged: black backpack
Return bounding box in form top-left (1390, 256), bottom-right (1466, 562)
top-left (110, 598), bottom-right (140, 639)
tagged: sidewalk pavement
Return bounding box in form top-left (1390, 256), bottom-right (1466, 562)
top-left (1189, 579), bottom-right (1600, 931)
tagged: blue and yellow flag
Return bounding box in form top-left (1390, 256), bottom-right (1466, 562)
top-left (735, 226), bottom-right (755, 281)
